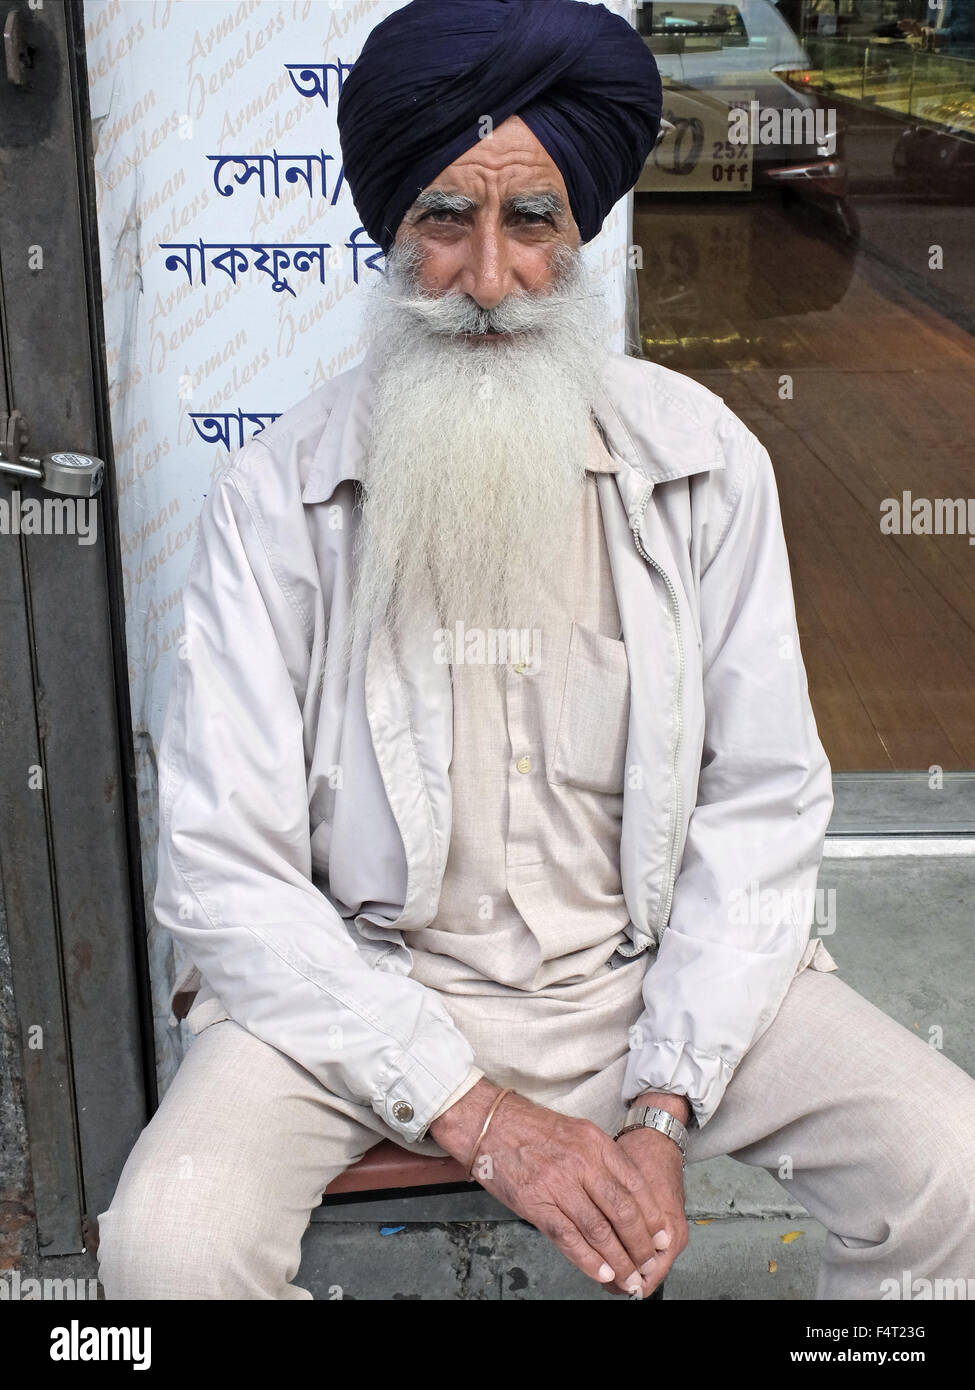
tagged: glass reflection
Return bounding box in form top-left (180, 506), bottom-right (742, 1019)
top-left (633, 0), bottom-right (975, 772)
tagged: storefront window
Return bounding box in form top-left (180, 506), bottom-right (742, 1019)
top-left (635, 0), bottom-right (975, 773)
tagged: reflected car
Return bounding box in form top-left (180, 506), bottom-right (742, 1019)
top-left (634, 0), bottom-right (855, 236)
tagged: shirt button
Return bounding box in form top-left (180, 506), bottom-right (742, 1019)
top-left (392, 1100), bottom-right (414, 1123)
top-left (516, 755), bottom-right (532, 774)
top-left (512, 661), bottom-right (526, 674)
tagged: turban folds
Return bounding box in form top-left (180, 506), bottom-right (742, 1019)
top-left (337, 0), bottom-right (662, 253)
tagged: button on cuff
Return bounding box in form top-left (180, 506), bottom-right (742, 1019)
top-left (376, 1020), bottom-right (477, 1140)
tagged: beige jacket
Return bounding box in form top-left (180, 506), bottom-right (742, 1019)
top-left (155, 347), bottom-right (835, 1141)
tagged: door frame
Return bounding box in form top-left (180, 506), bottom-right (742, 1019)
top-left (0, 0), bottom-right (153, 1255)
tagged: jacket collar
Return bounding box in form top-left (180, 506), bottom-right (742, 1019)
top-left (301, 344), bottom-right (724, 505)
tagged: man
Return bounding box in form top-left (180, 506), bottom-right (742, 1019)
top-left (97, 0), bottom-right (975, 1300)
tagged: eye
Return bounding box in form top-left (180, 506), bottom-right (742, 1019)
top-left (423, 207), bottom-right (463, 223)
top-left (514, 210), bottom-right (552, 225)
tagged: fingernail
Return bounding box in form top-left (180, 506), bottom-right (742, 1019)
top-left (639, 1255), bottom-right (657, 1274)
top-left (624, 1272), bottom-right (643, 1293)
top-left (597, 1262), bottom-right (615, 1282)
top-left (653, 1228), bottom-right (671, 1249)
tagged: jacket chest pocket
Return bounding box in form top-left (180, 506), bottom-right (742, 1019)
top-left (549, 621), bottom-right (630, 795)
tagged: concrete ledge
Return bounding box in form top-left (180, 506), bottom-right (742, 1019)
top-left (298, 1214), bottom-right (825, 1300)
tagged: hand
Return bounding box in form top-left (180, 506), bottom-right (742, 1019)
top-left (429, 1080), bottom-right (679, 1297)
top-left (897, 17), bottom-right (922, 34)
top-left (613, 1125), bottom-right (688, 1295)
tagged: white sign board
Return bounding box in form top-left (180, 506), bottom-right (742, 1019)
top-left (83, 0), bottom-right (639, 1091)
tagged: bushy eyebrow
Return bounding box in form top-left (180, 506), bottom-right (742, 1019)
top-left (507, 191), bottom-right (565, 218)
top-left (411, 189), bottom-right (477, 215)
top-left (407, 188), bottom-right (566, 219)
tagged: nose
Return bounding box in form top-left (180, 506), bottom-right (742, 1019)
top-left (460, 219), bottom-right (516, 311)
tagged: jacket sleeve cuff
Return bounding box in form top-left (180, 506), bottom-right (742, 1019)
top-left (374, 1019), bottom-right (481, 1142)
top-left (622, 1038), bottom-right (735, 1130)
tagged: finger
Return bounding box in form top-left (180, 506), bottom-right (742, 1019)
top-left (608, 1146), bottom-right (685, 1266)
top-left (635, 1214), bottom-right (693, 1298)
top-left (591, 1154), bottom-right (668, 1270)
top-left (610, 1257), bottom-right (665, 1299)
top-left (538, 1207), bottom-right (644, 1295)
top-left (558, 1189), bottom-right (648, 1295)
top-left (579, 1178), bottom-right (659, 1292)
top-left (611, 1228), bottom-right (681, 1299)
top-left (628, 1242), bottom-right (676, 1297)
top-left (597, 1165), bottom-right (683, 1298)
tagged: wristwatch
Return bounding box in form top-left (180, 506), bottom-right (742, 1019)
top-left (613, 1105), bottom-right (688, 1165)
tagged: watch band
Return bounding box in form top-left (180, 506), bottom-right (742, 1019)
top-left (613, 1105), bottom-right (688, 1163)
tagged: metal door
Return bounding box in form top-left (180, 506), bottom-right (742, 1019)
top-left (0, 0), bottom-right (151, 1260)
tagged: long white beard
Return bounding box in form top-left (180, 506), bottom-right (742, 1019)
top-left (340, 243), bottom-right (611, 678)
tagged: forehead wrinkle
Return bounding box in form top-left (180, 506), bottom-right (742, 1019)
top-left (435, 155), bottom-right (563, 193)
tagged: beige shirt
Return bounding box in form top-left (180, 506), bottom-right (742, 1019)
top-left (412, 422), bottom-right (651, 1120)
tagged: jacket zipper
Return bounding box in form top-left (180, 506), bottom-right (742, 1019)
top-left (631, 481), bottom-right (685, 939)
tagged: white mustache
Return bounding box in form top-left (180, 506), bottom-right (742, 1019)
top-left (383, 282), bottom-right (592, 338)
top-left (382, 242), bottom-right (590, 338)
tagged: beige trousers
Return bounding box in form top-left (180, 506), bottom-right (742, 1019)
top-left (96, 966), bottom-right (975, 1300)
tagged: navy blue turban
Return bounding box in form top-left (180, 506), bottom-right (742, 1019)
top-left (336, 0), bottom-right (662, 253)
